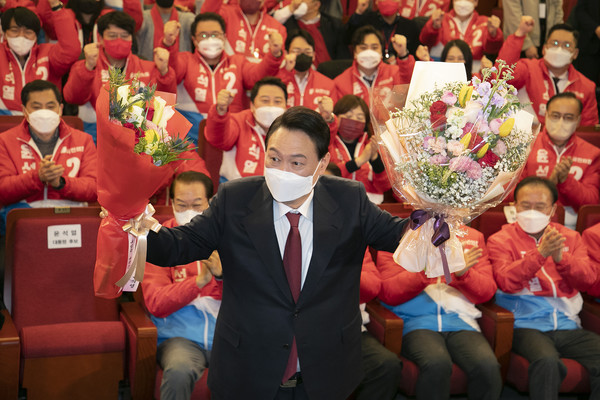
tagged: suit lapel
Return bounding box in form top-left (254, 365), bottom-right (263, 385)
top-left (242, 182), bottom-right (294, 303)
top-left (299, 181), bottom-right (342, 303)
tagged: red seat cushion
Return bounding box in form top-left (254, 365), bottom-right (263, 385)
top-left (21, 321), bottom-right (125, 358)
top-left (155, 367), bottom-right (211, 400)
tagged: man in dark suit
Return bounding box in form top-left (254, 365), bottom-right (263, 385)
top-left (147, 106), bottom-right (406, 400)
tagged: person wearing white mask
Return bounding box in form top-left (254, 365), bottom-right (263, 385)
top-left (143, 170), bottom-right (223, 400)
top-left (146, 106), bottom-right (408, 400)
top-left (0, 6), bottom-right (80, 116)
top-left (334, 25), bottom-right (414, 107)
top-left (0, 80), bottom-right (97, 232)
top-left (161, 12), bottom-right (283, 144)
top-left (519, 93), bottom-right (600, 230)
top-left (498, 16), bottom-right (599, 127)
top-left (488, 176), bottom-right (600, 400)
top-left (419, 0), bottom-right (502, 71)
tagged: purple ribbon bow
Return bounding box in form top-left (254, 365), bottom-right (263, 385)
top-left (408, 210), bottom-right (452, 283)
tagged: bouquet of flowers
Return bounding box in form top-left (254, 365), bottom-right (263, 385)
top-left (94, 68), bottom-right (192, 299)
top-left (372, 61), bottom-right (537, 281)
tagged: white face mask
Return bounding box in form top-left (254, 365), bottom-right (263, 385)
top-left (7, 36), bottom-right (36, 56)
top-left (356, 49), bottom-right (382, 70)
top-left (172, 206), bottom-right (202, 226)
top-left (453, 0), bottom-right (474, 16)
top-left (27, 109), bottom-right (60, 135)
top-left (293, 1), bottom-right (308, 18)
top-left (544, 47), bottom-right (573, 69)
top-left (545, 117), bottom-right (578, 143)
top-left (198, 37), bottom-right (224, 59)
top-left (516, 209), bottom-right (551, 234)
top-left (254, 106), bottom-right (285, 128)
top-left (264, 161), bottom-right (322, 203)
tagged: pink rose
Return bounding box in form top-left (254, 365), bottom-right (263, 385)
top-left (441, 91), bottom-right (457, 106)
top-left (493, 140), bottom-right (507, 156)
top-left (489, 118), bottom-right (503, 134)
top-left (466, 161), bottom-right (483, 179)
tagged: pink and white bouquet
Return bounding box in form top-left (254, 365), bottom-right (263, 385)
top-left (372, 61), bottom-right (537, 280)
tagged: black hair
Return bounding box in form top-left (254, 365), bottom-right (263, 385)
top-left (441, 39), bottom-right (473, 81)
top-left (97, 11), bottom-right (135, 36)
top-left (266, 106), bottom-right (330, 159)
top-left (351, 25), bottom-right (384, 53)
top-left (21, 80), bottom-right (62, 105)
top-left (514, 176), bottom-right (559, 204)
top-left (547, 23), bottom-right (579, 47)
top-left (191, 12), bottom-right (227, 37)
top-left (66, 0), bottom-right (105, 27)
top-left (333, 94), bottom-right (372, 136)
top-left (285, 29), bottom-right (315, 52)
top-left (170, 171), bottom-right (214, 199)
top-left (546, 92), bottom-right (583, 115)
top-left (1, 7), bottom-right (41, 36)
top-left (250, 77), bottom-right (288, 103)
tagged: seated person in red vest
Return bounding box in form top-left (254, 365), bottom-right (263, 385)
top-left (519, 93), bottom-right (600, 230)
top-left (324, 162), bottom-right (401, 400)
top-left (0, 6), bottom-right (79, 116)
top-left (161, 12), bottom-right (283, 144)
top-left (398, 0), bottom-right (449, 19)
top-left (419, 0), bottom-right (502, 72)
top-left (200, 0), bottom-right (287, 62)
top-left (276, 0), bottom-right (350, 65)
top-left (348, 0), bottom-right (421, 62)
top-left (329, 95), bottom-right (390, 204)
top-left (334, 25), bottom-right (415, 107)
top-left (582, 223), bottom-right (600, 298)
top-left (488, 177), bottom-right (600, 400)
top-left (377, 225), bottom-right (502, 399)
top-left (0, 80), bottom-right (97, 231)
top-left (277, 29), bottom-right (337, 108)
top-left (37, 0), bottom-right (142, 51)
top-left (206, 77), bottom-right (335, 182)
top-left (63, 11), bottom-right (177, 143)
top-left (143, 171), bottom-right (223, 400)
top-left (498, 17), bottom-right (599, 127)
top-left (133, 0), bottom-right (195, 62)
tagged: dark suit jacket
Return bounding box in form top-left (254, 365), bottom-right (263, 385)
top-left (147, 175), bottom-right (406, 400)
top-left (285, 13), bottom-right (352, 61)
top-left (574, 0), bottom-right (600, 55)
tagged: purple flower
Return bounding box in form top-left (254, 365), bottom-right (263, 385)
top-left (441, 91), bottom-right (458, 105)
top-left (429, 154), bottom-right (449, 165)
top-left (491, 93), bottom-right (505, 107)
top-left (477, 81), bottom-right (492, 97)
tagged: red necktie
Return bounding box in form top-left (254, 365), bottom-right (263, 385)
top-left (282, 212), bottom-right (302, 382)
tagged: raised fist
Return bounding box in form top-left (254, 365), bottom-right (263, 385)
top-left (516, 15), bottom-right (535, 37)
top-left (216, 89), bottom-right (234, 115)
top-left (269, 31), bottom-right (283, 57)
top-left (284, 52), bottom-right (296, 71)
top-left (153, 47), bottom-right (170, 76)
top-left (391, 34), bottom-right (408, 58)
top-left (84, 43), bottom-right (100, 71)
top-left (163, 20), bottom-right (181, 47)
top-left (431, 9), bottom-right (444, 29)
top-left (317, 96), bottom-right (334, 123)
top-left (487, 15), bottom-right (501, 37)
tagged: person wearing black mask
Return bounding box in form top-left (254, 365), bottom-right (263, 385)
top-left (277, 29), bottom-right (337, 110)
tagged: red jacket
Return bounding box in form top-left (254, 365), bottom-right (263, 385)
top-left (277, 68), bottom-right (338, 108)
top-left (201, 0), bottom-right (287, 61)
top-left (0, 8), bottom-right (80, 113)
top-left (142, 217), bottom-right (223, 318)
top-left (333, 57), bottom-right (414, 107)
top-left (377, 226), bottom-right (496, 305)
top-left (419, 10), bottom-right (503, 61)
top-left (498, 34), bottom-right (599, 127)
top-left (360, 250), bottom-right (381, 304)
top-left (0, 119), bottom-right (97, 205)
top-left (521, 129), bottom-right (600, 211)
top-left (329, 132), bottom-right (391, 199)
top-left (488, 222), bottom-right (596, 295)
top-left (167, 45), bottom-right (281, 115)
top-left (398, 0), bottom-right (450, 19)
top-left (63, 50), bottom-right (176, 125)
top-left (582, 223), bottom-right (600, 297)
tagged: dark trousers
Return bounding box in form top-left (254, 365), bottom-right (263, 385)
top-left (512, 328), bottom-right (600, 400)
top-left (354, 331), bottom-right (402, 400)
top-left (402, 329), bottom-right (502, 400)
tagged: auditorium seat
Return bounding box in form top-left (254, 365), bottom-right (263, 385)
top-left (0, 207), bottom-right (156, 400)
top-left (576, 129), bottom-right (600, 149)
top-left (317, 59), bottom-right (353, 80)
top-left (575, 204), bottom-right (600, 233)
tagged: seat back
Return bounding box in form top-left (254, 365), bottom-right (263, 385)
top-left (4, 207), bottom-right (118, 330)
top-left (378, 202), bottom-right (414, 218)
top-left (316, 59), bottom-right (353, 80)
top-left (575, 204), bottom-right (600, 233)
top-left (197, 119), bottom-right (222, 192)
top-left (576, 128), bottom-right (600, 149)
top-left (0, 115), bottom-right (84, 133)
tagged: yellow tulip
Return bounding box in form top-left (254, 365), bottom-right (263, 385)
top-left (145, 129), bottom-right (158, 142)
top-left (459, 132), bottom-right (471, 148)
top-left (476, 143), bottom-right (489, 158)
top-left (152, 96), bottom-right (167, 127)
top-left (458, 85), bottom-right (473, 107)
top-left (498, 118), bottom-right (514, 137)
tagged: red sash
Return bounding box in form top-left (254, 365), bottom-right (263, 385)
top-left (298, 20), bottom-right (330, 66)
